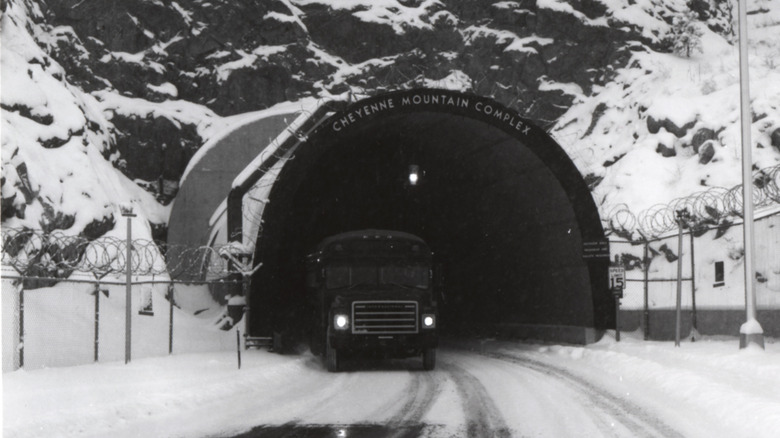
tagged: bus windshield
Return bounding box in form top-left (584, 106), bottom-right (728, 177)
top-left (325, 263), bottom-right (429, 290)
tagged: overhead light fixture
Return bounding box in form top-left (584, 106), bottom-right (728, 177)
top-left (408, 164), bottom-right (420, 186)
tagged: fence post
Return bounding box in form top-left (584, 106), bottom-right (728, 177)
top-left (17, 281), bottom-right (24, 370)
top-left (168, 282), bottom-right (174, 355)
top-left (237, 329), bottom-right (242, 370)
top-left (94, 282), bottom-right (100, 362)
top-left (615, 294), bottom-right (621, 342)
top-left (674, 210), bottom-right (689, 347)
top-left (643, 240), bottom-right (650, 340)
top-left (689, 231), bottom-right (698, 341)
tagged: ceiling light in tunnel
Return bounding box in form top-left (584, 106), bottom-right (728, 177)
top-left (408, 164), bottom-right (420, 186)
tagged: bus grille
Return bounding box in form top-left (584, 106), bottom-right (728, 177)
top-left (352, 301), bottom-right (418, 335)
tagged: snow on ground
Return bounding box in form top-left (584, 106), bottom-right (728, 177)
top-left (0, 275), bottom-right (236, 373)
top-left (486, 334), bottom-right (780, 437)
top-left (3, 332), bottom-right (779, 438)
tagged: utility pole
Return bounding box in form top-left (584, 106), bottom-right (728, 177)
top-left (737, 0), bottom-right (764, 349)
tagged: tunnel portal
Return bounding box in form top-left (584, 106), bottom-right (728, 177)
top-left (247, 89), bottom-right (612, 344)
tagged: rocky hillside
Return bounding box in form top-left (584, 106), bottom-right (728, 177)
top-left (2, 0), bottom-right (779, 242)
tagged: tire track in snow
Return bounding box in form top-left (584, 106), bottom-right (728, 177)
top-left (483, 351), bottom-right (685, 438)
top-left (295, 361), bottom-right (444, 438)
top-left (385, 371), bottom-right (443, 428)
top-left (440, 362), bottom-right (512, 438)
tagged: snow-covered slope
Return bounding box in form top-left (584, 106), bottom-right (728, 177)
top-left (1, 1), bottom-right (226, 242)
top-left (552, 1), bottom-right (780, 222)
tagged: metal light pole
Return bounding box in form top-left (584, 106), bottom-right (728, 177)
top-left (121, 204), bottom-right (137, 363)
top-left (737, 0), bottom-right (764, 349)
top-left (643, 240), bottom-right (650, 340)
top-left (689, 230), bottom-right (698, 342)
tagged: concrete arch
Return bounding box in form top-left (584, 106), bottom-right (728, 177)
top-left (166, 108), bottom-right (305, 280)
top-left (249, 89), bottom-right (612, 343)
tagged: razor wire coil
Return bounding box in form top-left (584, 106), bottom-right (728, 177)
top-left (1, 229), bottom-right (246, 279)
top-left (3, 166), bottom-right (779, 274)
top-left (606, 164), bottom-right (780, 238)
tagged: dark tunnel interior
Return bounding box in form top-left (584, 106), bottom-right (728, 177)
top-left (252, 110), bottom-right (609, 342)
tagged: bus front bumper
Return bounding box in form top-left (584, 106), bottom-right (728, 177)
top-left (330, 332), bottom-right (438, 355)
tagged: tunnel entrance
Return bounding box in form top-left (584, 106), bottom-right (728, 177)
top-left (247, 89), bottom-right (612, 344)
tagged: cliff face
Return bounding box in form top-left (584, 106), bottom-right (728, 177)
top-left (2, 0), bottom-right (779, 241)
top-left (39, 0), bottom-right (650, 119)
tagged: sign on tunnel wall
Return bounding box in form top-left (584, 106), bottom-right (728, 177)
top-left (330, 90), bottom-right (534, 136)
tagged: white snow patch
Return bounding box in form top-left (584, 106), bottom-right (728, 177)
top-left (264, 11), bottom-right (298, 23)
top-left (146, 82), bottom-right (178, 98)
top-left (93, 90), bottom-right (225, 141)
top-left (215, 46), bottom-right (287, 83)
top-left (538, 77), bottom-right (584, 98)
top-left (290, 0), bottom-right (443, 34)
top-left (171, 1), bottom-right (193, 25)
top-left (423, 70), bottom-right (473, 92)
top-left (741, 318), bottom-right (765, 335)
top-left (463, 26), bottom-right (553, 54)
top-left (537, 0), bottom-right (608, 27)
top-left (493, 1), bottom-right (521, 10)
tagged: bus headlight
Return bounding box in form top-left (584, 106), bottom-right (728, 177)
top-left (334, 313), bottom-right (350, 330)
top-left (422, 314), bottom-right (436, 329)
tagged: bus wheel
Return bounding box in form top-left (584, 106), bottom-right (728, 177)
top-left (422, 348), bottom-right (436, 371)
top-left (272, 331), bottom-right (284, 354)
top-left (326, 330), bottom-right (340, 372)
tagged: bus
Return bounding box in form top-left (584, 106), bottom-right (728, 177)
top-left (305, 229), bottom-right (438, 371)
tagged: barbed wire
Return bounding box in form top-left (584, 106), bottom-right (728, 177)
top-left (1, 228), bottom-right (246, 280)
top-left (4, 161), bottom-right (778, 276)
top-left (606, 164), bottom-right (780, 238)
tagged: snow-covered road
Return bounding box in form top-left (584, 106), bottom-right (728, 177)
top-left (4, 335), bottom-right (779, 438)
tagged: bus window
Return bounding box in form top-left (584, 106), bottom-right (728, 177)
top-left (381, 264), bottom-right (429, 289)
top-left (325, 264), bottom-right (429, 289)
top-left (351, 265), bottom-right (376, 287)
top-left (326, 265), bottom-right (351, 289)
top-left (326, 264), bottom-right (376, 289)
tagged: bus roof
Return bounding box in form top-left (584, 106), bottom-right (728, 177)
top-left (315, 229), bottom-right (428, 252)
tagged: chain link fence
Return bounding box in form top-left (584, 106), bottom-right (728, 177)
top-left (2, 228), bottom-right (252, 371)
top-left (599, 164), bottom-right (780, 340)
top-left (609, 209), bottom-right (780, 340)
